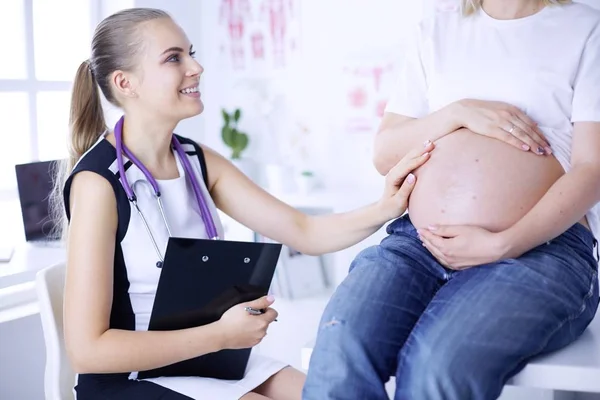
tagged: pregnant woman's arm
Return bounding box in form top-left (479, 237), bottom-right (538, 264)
top-left (502, 27), bottom-right (600, 257)
top-left (373, 106), bottom-right (461, 175)
top-left (374, 100), bottom-right (551, 175)
top-left (500, 122), bottom-right (600, 257)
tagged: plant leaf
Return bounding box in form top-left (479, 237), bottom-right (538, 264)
top-left (237, 133), bottom-right (249, 152)
top-left (222, 126), bottom-right (234, 147)
top-left (222, 109), bottom-right (230, 126)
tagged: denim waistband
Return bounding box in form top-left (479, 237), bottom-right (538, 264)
top-left (386, 214), bottom-right (419, 238)
top-left (386, 214), bottom-right (598, 256)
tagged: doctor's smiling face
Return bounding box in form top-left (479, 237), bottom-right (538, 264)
top-left (113, 17), bottom-right (204, 124)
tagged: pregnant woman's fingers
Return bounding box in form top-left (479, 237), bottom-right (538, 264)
top-left (492, 127), bottom-right (530, 152)
top-left (505, 104), bottom-right (538, 127)
top-left (420, 235), bottom-right (450, 267)
top-left (511, 117), bottom-right (551, 155)
top-left (508, 125), bottom-right (544, 155)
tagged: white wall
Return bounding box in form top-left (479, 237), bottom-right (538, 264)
top-left (196, 0), bottom-right (423, 193)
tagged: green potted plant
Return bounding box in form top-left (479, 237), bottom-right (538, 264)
top-left (221, 108), bottom-right (257, 180)
top-left (221, 108), bottom-right (249, 160)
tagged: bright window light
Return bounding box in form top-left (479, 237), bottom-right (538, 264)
top-left (33, 0), bottom-right (92, 81)
top-left (0, 0), bottom-right (27, 79)
top-left (0, 92), bottom-right (31, 189)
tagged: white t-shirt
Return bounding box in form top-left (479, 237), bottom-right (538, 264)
top-left (386, 1), bottom-right (600, 242)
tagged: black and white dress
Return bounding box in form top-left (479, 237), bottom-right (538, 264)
top-left (63, 132), bottom-right (287, 399)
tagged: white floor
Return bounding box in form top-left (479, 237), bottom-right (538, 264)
top-left (254, 290), bottom-right (331, 372)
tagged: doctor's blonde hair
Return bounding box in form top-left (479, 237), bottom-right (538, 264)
top-left (50, 7), bottom-right (170, 239)
top-left (462, 0), bottom-right (572, 15)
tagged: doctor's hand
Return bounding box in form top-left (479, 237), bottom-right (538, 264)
top-left (217, 295), bottom-right (278, 350)
top-left (376, 141), bottom-right (434, 222)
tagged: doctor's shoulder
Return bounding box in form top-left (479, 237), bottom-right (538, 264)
top-left (62, 138), bottom-right (127, 229)
top-left (189, 140), bottom-right (239, 193)
top-left (67, 171), bottom-right (117, 218)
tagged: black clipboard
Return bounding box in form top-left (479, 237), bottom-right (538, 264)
top-left (136, 237), bottom-right (282, 381)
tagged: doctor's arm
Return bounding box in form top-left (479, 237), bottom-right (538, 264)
top-left (204, 142), bottom-right (433, 256)
top-left (64, 172), bottom-right (264, 374)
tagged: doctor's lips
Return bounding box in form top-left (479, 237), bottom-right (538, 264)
top-left (179, 84), bottom-right (200, 96)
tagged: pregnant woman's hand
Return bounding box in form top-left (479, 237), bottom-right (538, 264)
top-left (417, 225), bottom-right (507, 269)
top-left (376, 141), bottom-right (435, 221)
top-left (457, 99), bottom-right (552, 155)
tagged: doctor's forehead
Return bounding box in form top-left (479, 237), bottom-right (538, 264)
top-left (139, 18), bottom-right (191, 57)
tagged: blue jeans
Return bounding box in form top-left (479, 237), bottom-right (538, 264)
top-left (303, 215), bottom-right (599, 400)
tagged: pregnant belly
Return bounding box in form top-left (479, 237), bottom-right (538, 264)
top-left (407, 128), bottom-right (566, 232)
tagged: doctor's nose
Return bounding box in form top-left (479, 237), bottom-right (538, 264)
top-left (187, 60), bottom-right (204, 77)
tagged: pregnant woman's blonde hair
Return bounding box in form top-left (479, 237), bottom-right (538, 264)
top-left (462, 0), bottom-right (571, 15)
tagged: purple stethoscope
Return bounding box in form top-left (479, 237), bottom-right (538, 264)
top-left (114, 116), bottom-right (220, 267)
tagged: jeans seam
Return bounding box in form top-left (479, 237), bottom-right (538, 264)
top-left (510, 270), bottom-right (597, 375)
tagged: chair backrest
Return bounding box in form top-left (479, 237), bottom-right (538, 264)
top-left (35, 263), bottom-right (75, 400)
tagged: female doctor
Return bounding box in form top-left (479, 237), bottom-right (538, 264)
top-left (51, 7), bottom-right (434, 400)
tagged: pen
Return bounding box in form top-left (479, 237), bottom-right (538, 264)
top-left (245, 306), bottom-right (278, 321)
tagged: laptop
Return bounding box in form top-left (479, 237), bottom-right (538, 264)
top-left (138, 237), bottom-right (282, 381)
top-left (14, 160), bottom-right (62, 245)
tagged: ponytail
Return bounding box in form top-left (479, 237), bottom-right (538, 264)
top-left (68, 59), bottom-right (107, 171)
top-left (50, 60), bottom-right (106, 239)
top-left (49, 8), bottom-right (171, 240)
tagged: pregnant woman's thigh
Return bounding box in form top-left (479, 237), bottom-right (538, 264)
top-left (407, 129), bottom-right (565, 232)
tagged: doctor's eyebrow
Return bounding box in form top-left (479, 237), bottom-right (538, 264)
top-left (160, 44), bottom-right (194, 56)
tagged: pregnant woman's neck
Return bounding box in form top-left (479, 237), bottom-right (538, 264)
top-left (482, 0), bottom-right (545, 20)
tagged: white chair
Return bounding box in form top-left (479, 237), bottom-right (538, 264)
top-left (35, 262), bottom-right (75, 400)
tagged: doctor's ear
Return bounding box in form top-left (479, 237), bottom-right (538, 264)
top-left (111, 70), bottom-right (138, 98)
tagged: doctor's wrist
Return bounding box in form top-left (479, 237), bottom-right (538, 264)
top-left (208, 321), bottom-right (229, 351)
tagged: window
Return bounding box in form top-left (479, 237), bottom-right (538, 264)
top-left (0, 93), bottom-right (31, 180)
top-left (0, 0), bottom-right (98, 193)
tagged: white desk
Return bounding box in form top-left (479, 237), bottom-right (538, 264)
top-left (0, 243), bottom-right (66, 290)
top-left (0, 243), bottom-right (65, 323)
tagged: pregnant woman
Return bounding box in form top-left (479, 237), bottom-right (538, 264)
top-left (303, 0), bottom-right (600, 399)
